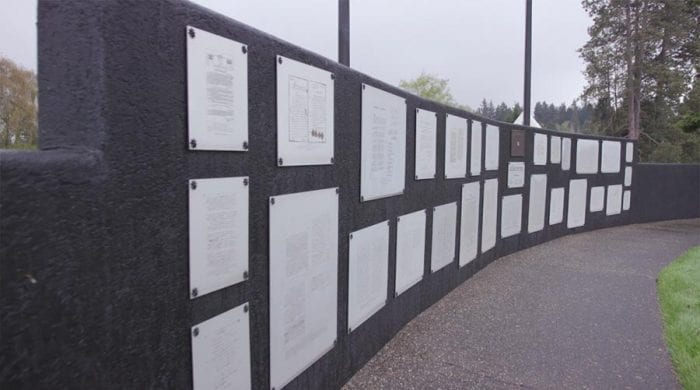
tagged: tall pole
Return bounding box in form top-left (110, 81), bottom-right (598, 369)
top-left (523, 0), bottom-right (532, 126)
top-left (338, 0), bottom-right (350, 66)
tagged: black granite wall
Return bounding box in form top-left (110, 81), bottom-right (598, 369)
top-left (0, 0), bottom-right (696, 389)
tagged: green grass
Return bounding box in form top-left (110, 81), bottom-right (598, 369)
top-left (658, 245), bottom-right (700, 390)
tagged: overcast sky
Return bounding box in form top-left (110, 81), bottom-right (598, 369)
top-left (1, 0), bottom-right (591, 109)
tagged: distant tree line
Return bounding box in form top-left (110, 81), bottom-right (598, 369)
top-left (0, 56), bottom-right (37, 149)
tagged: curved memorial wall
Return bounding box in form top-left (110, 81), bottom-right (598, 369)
top-left (1, 1), bottom-right (697, 389)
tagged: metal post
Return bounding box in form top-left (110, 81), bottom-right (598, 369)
top-left (338, 0), bottom-right (350, 66)
top-left (523, 0), bottom-right (532, 126)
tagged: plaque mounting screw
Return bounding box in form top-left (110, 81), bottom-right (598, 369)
top-left (188, 28), bottom-right (195, 38)
top-left (415, 175), bottom-right (419, 179)
top-left (243, 141), bottom-right (248, 150)
top-left (189, 139), bottom-right (197, 149)
top-left (394, 292), bottom-right (398, 298)
top-left (362, 84), bottom-right (366, 90)
top-left (192, 327), bottom-right (199, 337)
top-left (278, 57), bottom-right (283, 64)
top-left (243, 304), bottom-right (249, 313)
top-left (349, 234), bottom-right (353, 239)
top-left (335, 188), bottom-right (339, 194)
top-left (243, 178), bottom-right (249, 186)
top-left (241, 46), bottom-right (247, 54)
top-left (243, 270), bottom-right (249, 280)
top-left (191, 288), bottom-right (198, 297)
top-left (331, 73), bottom-right (335, 80)
top-left (278, 158), bottom-right (283, 166)
top-left (360, 196), bottom-right (365, 202)
top-left (190, 181), bottom-right (197, 190)
top-left (270, 197), bottom-right (275, 205)
top-left (397, 217), bottom-right (401, 222)
top-left (331, 157), bottom-right (335, 164)
top-left (348, 327), bottom-right (352, 333)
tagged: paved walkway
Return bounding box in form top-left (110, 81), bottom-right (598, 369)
top-left (344, 219), bottom-right (700, 389)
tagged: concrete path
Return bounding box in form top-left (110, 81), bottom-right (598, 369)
top-left (344, 219), bottom-right (700, 390)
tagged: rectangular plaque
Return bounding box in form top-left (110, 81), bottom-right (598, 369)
top-left (431, 202), bottom-right (457, 272)
top-left (626, 142), bottom-right (634, 162)
top-left (501, 194), bottom-right (522, 238)
top-left (511, 129), bottom-right (525, 157)
top-left (348, 220), bottom-right (389, 331)
top-left (470, 121), bottom-right (483, 176)
top-left (276, 55), bottom-right (334, 166)
top-left (528, 174), bottom-right (547, 233)
top-left (482, 179), bottom-right (499, 252)
top-left (191, 303), bottom-right (251, 390)
top-left (549, 187), bottom-right (565, 225)
top-left (187, 26), bottom-right (248, 151)
top-left (624, 166), bottom-right (633, 187)
top-left (484, 124), bottom-right (500, 170)
top-left (601, 140), bottom-right (621, 173)
top-left (415, 109), bottom-right (437, 180)
top-left (459, 182), bottom-right (480, 266)
top-left (576, 139), bottom-right (599, 174)
top-left (606, 184), bottom-right (622, 215)
top-left (533, 133), bottom-right (548, 165)
top-left (567, 179), bottom-right (588, 228)
top-left (550, 136), bottom-right (562, 164)
top-left (507, 162), bottom-right (525, 188)
top-left (269, 188), bottom-right (338, 389)
top-left (623, 190), bottom-right (631, 210)
top-left (395, 210), bottom-right (426, 295)
top-left (189, 177), bottom-right (249, 299)
top-left (561, 138), bottom-right (572, 171)
top-left (590, 186), bottom-right (605, 212)
top-left (444, 114), bottom-right (468, 178)
top-left (361, 84), bottom-right (407, 201)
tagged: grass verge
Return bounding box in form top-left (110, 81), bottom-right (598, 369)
top-left (657, 245), bottom-right (700, 390)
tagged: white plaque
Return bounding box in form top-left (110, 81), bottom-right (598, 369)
top-left (189, 177), bottom-right (249, 299)
top-left (444, 114), bottom-right (468, 178)
top-left (625, 142), bottom-right (634, 162)
top-left (415, 109), bottom-right (437, 180)
top-left (624, 166), bottom-right (633, 187)
top-left (550, 136), bottom-right (562, 164)
top-left (191, 303), bottom-right (251, 390)
top-left (528, 174), bottom-right (547, 233)
top-left (395, 210), bottom-right (426, 295)
top-left (361, 84), bottom-right (407, 201)
top-left (481, 179), bottom-right (499, 252)
top-left (549, 187), bottom-right (565, 225)
top-left (507, 162), bottom-right (525, 188)
top-left (561, 138), bottom-right (572, 171)
top-left (187, 26), bottom-right (248, 151)
top-left (431, 202), bottom-right (457, 272)
top-left (567, 179), bottom-right (588, 228)
top-left (470, 121), bottom-right (483, 176)
top-left (276, 56), bottom-right (334, 166)
top-left (601, 140), bottom-right (621, 173)
top-left (501, 194), bottom-right (522, 238)
top-left (606, 184), bottom-right (622, 215)
top-left (459, 182), bottom-right (480, 266)
top-left (533, 133), bottom-right (548, 165)
top-left (576, 139), bottom-right (599, 174)
top-left (269, 188), bottom-right (338, 389)
top-left (484, 124), bottom-right (500, 170)
top-left (348, 221), bottom-right (389, 330)
top-left (623, 190), bottom-right (631, 210)
top-left (590, 186), bottom-right (605, 212)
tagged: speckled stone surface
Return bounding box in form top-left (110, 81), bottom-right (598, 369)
top-left (344, 219), bottom-right (700, 390)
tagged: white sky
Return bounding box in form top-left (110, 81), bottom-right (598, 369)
top-left (0, 0), bottom-right (591, 109)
